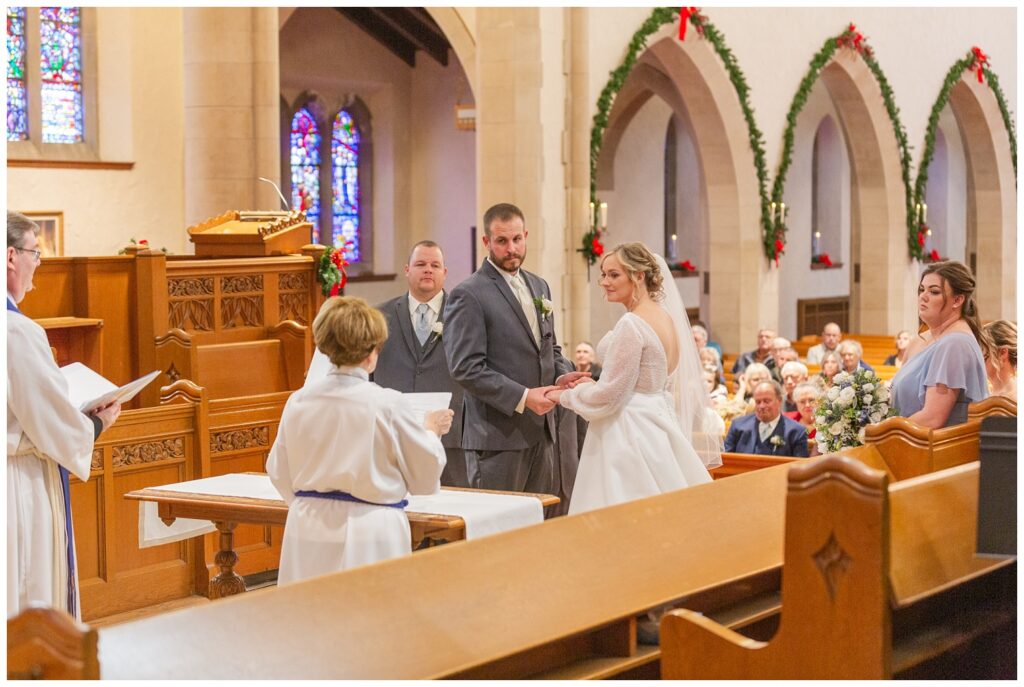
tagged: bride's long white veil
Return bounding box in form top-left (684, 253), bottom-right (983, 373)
top-left (654, 253), bottom-right (723, 470)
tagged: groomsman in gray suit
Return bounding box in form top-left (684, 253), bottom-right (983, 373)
top-left (373, 240), bottom-right (468, 487)
top-left (444, 203), bottom-right (586, 495)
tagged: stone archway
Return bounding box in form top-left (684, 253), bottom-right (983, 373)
top-left (815, 50), bottom-right (915, 334)
top-left (945, 74), bottom-right (1016, 320)
top-left (425, 8), bottom-right (476, 97)
top-left (595, 35), bottom-right (765, 353)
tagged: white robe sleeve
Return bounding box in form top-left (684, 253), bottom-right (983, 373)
top-left (559, 317), bottom-right (643, 422)
top-left (7, 316), bottom-right (95, 481)
top-left (266, 401), bottom-right (294, 503)
top-left (386, 398), bottom-right (446, 496)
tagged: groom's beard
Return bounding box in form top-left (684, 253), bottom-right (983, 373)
top-left (489, 248), bottom-right (526, 273)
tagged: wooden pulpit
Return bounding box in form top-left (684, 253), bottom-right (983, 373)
top-left (187, 210), bottom-right (313, 258)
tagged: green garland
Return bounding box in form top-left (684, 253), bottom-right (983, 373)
top-left (772, 24), bottom-right (914, 262)
top-left (586, 7), bottom-right (771, 263)
top-left (915, 51), bottom-right (1017, 259)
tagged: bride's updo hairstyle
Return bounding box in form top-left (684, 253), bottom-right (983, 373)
top-left (603, 242), bottom-right (665, 302)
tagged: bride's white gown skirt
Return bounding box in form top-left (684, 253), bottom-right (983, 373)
top-left (569, 391), bottom-right (712, 515)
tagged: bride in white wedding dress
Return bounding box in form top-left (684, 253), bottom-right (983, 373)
top-left (546, 242), bottom-right (721, 514)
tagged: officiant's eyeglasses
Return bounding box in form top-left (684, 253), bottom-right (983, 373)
top-left (13, 246), bottom-right (41, 262)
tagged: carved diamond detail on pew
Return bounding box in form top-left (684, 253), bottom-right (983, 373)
top-left (813, 531), bottom-right (852, 601)
top-left (166, 362), bottom-right (180, 383)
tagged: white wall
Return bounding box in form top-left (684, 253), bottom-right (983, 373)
top-left (7, 8), bottom-right (186, 256)
top-left (927, 104), bottom-right (968, 263)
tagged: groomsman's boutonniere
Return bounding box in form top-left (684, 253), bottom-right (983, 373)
top-left (431, 321), bottom-right (444, 338)
top-left (533, 296), bottom-right (553, 320)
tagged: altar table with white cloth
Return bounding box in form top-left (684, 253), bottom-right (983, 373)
top-left (127, 473), bottom-right (554, 598)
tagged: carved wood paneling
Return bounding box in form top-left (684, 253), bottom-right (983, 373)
top-left (91, 449), bottom-right (103, 472)
top-left (221, 296), bottom-right (264, 329)
top-left (168, 299), bottom-right (213, 331)
top-left (278, 292), bottom-right (308, 325)
top-left (221, 274), bottom-right (263, 294)
top-left (278, 272), bottom-right (308, 292)
top-left (111, 438), bottom-right (185, 468)
top-left (210, 427), bottom-right (270, 454)
top-left (168, 277), bottom-right (213, 297)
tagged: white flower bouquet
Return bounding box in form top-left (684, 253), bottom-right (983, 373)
top-left (814, 369), bottom-right (896, 453)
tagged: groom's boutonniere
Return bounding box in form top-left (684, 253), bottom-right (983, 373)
top-left (431, 321), bottom-right (444, 338)
top-left (533, 296), bottom-right (553, 320)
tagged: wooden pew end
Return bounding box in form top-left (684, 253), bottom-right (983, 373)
top-left (7, 607), bottom-right (99, 680)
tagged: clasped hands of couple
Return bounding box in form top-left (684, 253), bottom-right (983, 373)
top-left (526, 371), bottom-right (593, 415)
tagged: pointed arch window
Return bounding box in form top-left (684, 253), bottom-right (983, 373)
top-left (331, 109), bottom-right (360, 261)
top-left (6, 7), bottom-right (28, 141)
top-left (289, 107), bottom-right (321, 241)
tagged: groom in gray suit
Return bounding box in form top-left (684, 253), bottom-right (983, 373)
top-left (444, 203), bottom-right (586, 495)
top-left (373, 240), bottom-right (468, 487)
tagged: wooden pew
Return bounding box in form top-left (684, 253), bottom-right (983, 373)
top-left (848, 415), bottom-right (985, 481)
top-left (96, 464), bottom-right (797, 679)
top-left (711, 452), bottom-right (801, 479)
top-left (660, 455), bottom-right (1015, 679)
top-left (968, 394), bottom-right (1017, 420)
top-left (7, 608), bottom-right (99, 680)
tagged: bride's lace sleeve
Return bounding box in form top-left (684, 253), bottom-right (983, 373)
top-left (559, 317), bottom-right (642, 421)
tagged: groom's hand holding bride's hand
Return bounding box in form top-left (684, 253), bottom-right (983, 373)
top-left (525, 386), bottom-right (559, 415)
top-left (555, 371), bottom-right (592, 389)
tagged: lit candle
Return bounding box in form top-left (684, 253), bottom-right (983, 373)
top-left (779, 202), bottom-right (786, 224)
top-left (922, 203), bottom-right (927, 223)
top-left (814, 230), bottom-right (821, 239)
top-left (589, 202), bottom-right (595, 229)
top-left (599, 202), bottom-right (608, 230)
top-left (770, 201), bottom-right (777, 222)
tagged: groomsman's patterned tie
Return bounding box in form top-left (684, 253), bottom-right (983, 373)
top-left (414, 303), bottom-right (430, 345)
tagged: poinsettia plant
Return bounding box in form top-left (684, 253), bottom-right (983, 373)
top-left (812, 253), bottom-right (834, 268)
top-left (317, 243), bottom-right (352, 297)
top-left (579, 229), bottom-right (604, 266)
top-left (674, 259), bottom-right (698, 273)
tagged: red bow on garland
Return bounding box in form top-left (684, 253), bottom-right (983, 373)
top-left (929, 249), bottom-right (942, 262)
top-left (329, 243), bottom-right (353, 296)
top-left (679, 7), bottom-right (697, 41)
top-left (591, 236), bottom-right (604, 257)
top-left (835, 23), bottom-right (872, 57)
top-left (773, 239), bottom-right (785, 267)
top-left (971, 46), bottom-right (990, 83)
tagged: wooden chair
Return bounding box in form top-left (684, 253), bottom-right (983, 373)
top-left (968, 395), bottom-right (1017, 420)
top-left (7, 607), bottom-right (99, 679)
top-left (660, 455), bottom-right (1016, 679)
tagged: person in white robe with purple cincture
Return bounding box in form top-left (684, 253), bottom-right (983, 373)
top-left (7, 211), bottom-right (120, 619)
top-left (267, 296), bottom-right (452, 585)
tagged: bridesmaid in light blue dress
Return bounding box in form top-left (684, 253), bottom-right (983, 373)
top-left (890, 261), bottom-right (990, 428)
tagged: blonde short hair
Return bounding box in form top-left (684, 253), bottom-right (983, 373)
top-left (313, 296), bottom-right (388, 367)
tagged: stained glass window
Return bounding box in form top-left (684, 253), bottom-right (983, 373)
top-left (290, 108), bottom-right (321, 242)
top-left (332, 110), bottom-right (360, 261)
top-left (6, 7), bottom-right (28, 141)
top-left (40, 7), bottom-right (84, 143)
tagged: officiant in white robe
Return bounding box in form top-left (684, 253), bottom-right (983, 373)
top-left (7, 211), bottom-right (120, 619)
top-left (267, 297), bottom-right (450, 585)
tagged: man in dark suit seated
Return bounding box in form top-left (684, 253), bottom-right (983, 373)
top-left (723, 380), bottom-right (809, 457)
top-left (373, 240), bottom-right (468, 487)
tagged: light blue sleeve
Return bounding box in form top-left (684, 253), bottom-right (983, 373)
top-left (922, 335), bottom-right (989, 404)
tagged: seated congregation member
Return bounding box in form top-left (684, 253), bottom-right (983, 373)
top-left (890, 261), bottom-right (989, 429)
top-left (837, 339), bottom-right (875, 374)
top-left (702, 368), bottom-right (728, 404)
top-left (806, 321), bottom-right (842, 364)
top-left (731, 328), bottom-right (776, 375)
top-left (779, 360), bottom-right (809, 413)
top-left (699, 345), bottom-right (725, 386)
top-left (983, 320), bottom-right (1016, 402)
top-left (723, 380), bottom-right (809, 457)
top-left (574, 341), bottom-right (602, 381)
top-left (372, 240), bottom-right (467, 487)
top-left (7, 211), bottom-right (122, 619)
top-left (692, 322), bottom-right (721, 358)
top-left (267, 297), bottom-right (453, 585)
top-left (785, 382), bottom-right (821, 456)
top-left (812, 350), bottom-right (842, 389)
top-left (734, 362), bottom-right (772, 404)
top-left (770, 345), bottom-right (799, 385)
top-left (884, 330), bottom-right (912, 368)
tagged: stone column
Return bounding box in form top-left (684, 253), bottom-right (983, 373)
top-left (183, 8), bottom-right (281, 231)
top-left (565, 7), bottom-right (591, 348)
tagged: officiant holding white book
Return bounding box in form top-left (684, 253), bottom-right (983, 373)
top-left (7, 211), bottom-right (121, 620)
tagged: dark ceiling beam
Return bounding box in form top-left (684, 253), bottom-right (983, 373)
top-left (376, 8), bottom-right (448, 67)
top-left (336, 7), bottom-right (417, 67)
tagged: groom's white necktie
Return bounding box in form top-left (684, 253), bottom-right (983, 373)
top-left (510, 273), bottom-right (540, 344)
